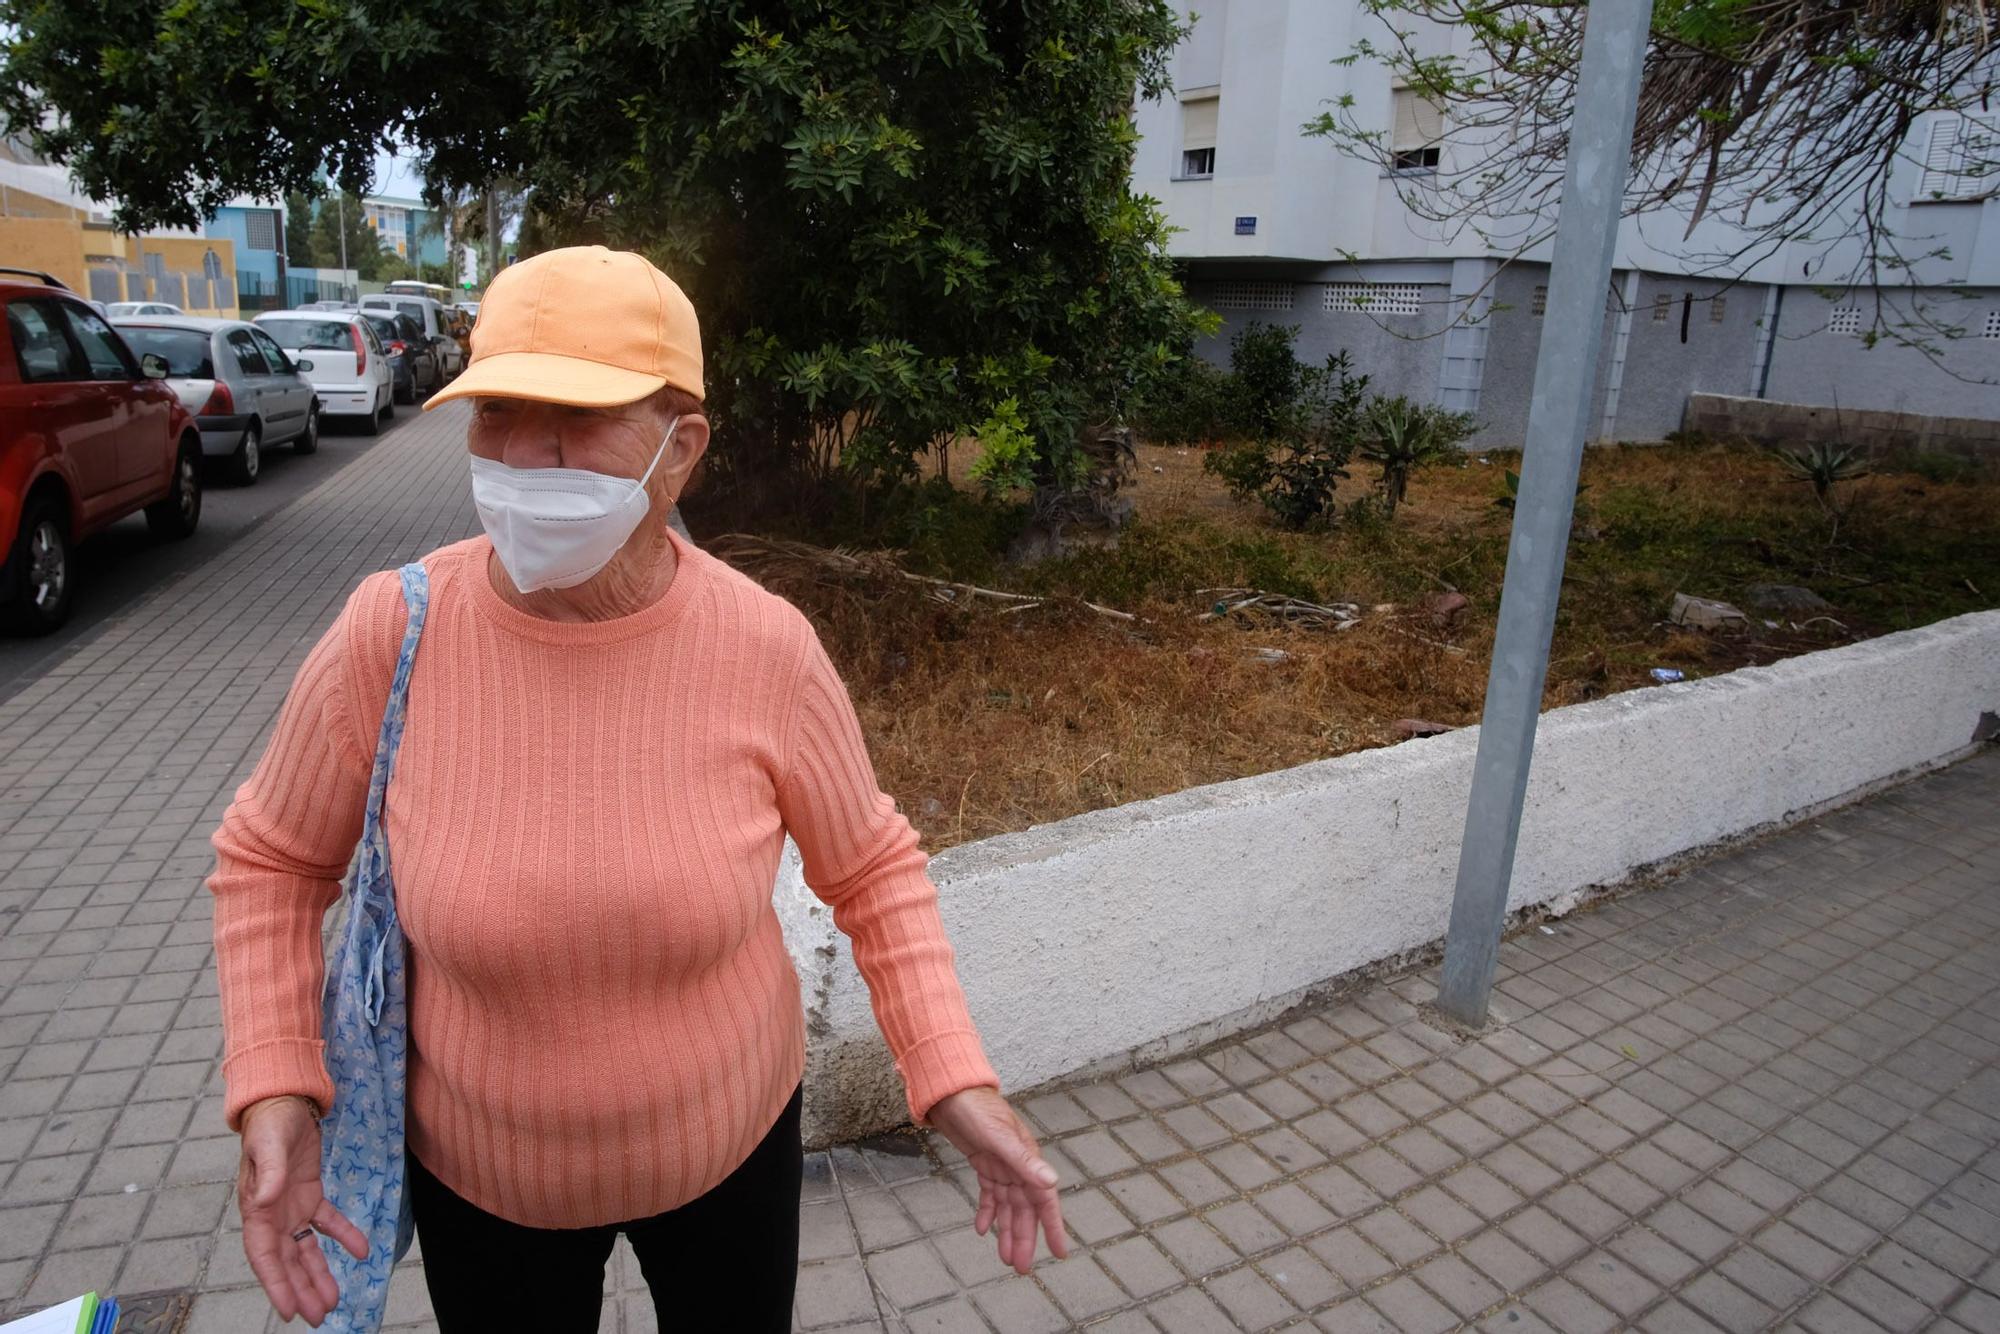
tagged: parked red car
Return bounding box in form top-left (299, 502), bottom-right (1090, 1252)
top-left (1, 269), bottom-right (203, 634)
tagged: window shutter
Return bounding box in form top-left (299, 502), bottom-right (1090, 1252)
top-left (1393, 88), bottom-right (1444, 153)
top-left (1965, 117), bottom-right (1996, 197)
top-left (1182, 97), bottom-right (1219, 152)
top-left (1920, 117), bottom-right (1962, 197)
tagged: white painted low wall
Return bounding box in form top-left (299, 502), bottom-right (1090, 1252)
top-left (782, 611), bottom-right (2000, 1144)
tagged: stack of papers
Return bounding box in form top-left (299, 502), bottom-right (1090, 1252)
top-left (0, 1293), bottom-right (118, 1333)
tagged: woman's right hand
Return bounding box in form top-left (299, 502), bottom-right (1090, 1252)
top-left (237, 1096), bottom-right (369, 1327)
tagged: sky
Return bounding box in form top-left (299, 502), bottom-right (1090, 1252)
top-left (369, 146), bottom-right (429, 203)
top-left (367, 145), bottom-right (518, 246)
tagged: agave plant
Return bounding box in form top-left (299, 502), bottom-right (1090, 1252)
top-left (1360, 397), bottom-right (1477, 517)
top-left (1779, 442), bottom-right (1868, 509)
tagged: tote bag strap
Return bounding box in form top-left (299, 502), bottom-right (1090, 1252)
top-left (362, 562), bottom-right (432, 830)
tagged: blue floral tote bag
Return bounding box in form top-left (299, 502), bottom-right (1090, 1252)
top-left (317, 562), bottom-right (428, 1332)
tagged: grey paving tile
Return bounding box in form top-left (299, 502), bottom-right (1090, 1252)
top-left (1145, 1286), bottom-right (1234, 1334)
top-left (1363, 1274), bottom-right (1457, 1334)
top-left (1205, 1264), bottom-right (1297, 1331)
top-left (1096, 1234), bottom-right (1180, 1300)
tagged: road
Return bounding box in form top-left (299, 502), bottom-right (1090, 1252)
top-left (0, 405), bottom-right (423, 698)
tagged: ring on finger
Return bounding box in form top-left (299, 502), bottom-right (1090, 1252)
top-left (291, 1226), bottom-right (316, 1242)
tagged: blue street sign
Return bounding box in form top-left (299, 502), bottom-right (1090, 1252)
top-left (1234, 216), bottom-right (1257, 235)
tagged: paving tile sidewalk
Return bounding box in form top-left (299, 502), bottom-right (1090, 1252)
top-left (0, 401), bottom-right (1996, 1331)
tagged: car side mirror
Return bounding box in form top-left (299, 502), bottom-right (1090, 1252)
top-left (139, 352), bottom-right (169, 379)
top-left (296, 359), bottom-right (315, 372)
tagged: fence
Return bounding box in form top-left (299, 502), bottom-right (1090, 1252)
top-left (86, 266), bottom-right (230, 312)
top-left (284, 271), bottom-right (354, 308)
top-left (235, 270), bottom-right (284, 312)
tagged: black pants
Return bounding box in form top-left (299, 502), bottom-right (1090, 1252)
top-left (409, 1085), bottom-right (803, 1332)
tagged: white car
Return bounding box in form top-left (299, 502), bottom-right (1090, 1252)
top-left (106, 301), bottom-right (185, 317)
top-left (252, 310), bottom-right (395, 434)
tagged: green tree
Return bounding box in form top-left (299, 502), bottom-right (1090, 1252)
top-left (0, 0), bottom-right (1204, 507)
top-left (307, 191), bottom-right (389, 280)
top-left (283, 192), bottom-right (317, 268)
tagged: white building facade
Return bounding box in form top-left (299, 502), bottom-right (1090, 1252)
top-left (1133, 0), bottom-right (2000, 445)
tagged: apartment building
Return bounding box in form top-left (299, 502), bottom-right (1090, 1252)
top-left (1132, 0), bottom-right (2000, 445)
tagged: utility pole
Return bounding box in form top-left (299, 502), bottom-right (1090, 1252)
top-left (486, 186), bottom-right (501, 284)
top-left (1434, 0), bottom-right (1657, 1028)
top-left (336, 192), bottom-right (350, 298)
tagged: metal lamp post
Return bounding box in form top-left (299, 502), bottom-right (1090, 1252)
top-left (1435, 0), bottom-right (1658, 1028)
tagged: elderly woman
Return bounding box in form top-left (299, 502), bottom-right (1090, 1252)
top-left (210, 246), bottom-right (1065, 1330)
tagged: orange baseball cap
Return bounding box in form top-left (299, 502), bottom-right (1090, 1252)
top-left (425, 245), bottom-right (703, 410)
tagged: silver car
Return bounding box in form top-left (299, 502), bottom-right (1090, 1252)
top-left (113, 316), bottom-right (320, 485)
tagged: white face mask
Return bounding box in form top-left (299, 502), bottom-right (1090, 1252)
top-left (470, 415), bottom-right (680, 593)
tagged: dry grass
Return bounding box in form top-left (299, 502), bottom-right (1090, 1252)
top-left (713, 439), bottom-right (2000, 850)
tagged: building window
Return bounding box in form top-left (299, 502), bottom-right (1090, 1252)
top-left (1917, 114), bottom-right (1996, 201)
top-left (1652, 293), bottom-right (1672, 323)
top-left (1828, 306), bottom-right (1861, 335)
top-left (1324, 282), bottom-right (1423, 315)
top-left (1531, 285), bottom-right (1547, 317)
top-left (1391, 86), bottom-right (1444, 171)
top-left (1982, 310), bottom-right (2000, 339)
top-left (1180, 95), bottom-right (1218, 178)
top-left (1709, 295), bottom-right (1726, 324)
top-left (244, 209), bottom-right (278, 251)
top-left (1209, 281), bottom-right (1295, 311)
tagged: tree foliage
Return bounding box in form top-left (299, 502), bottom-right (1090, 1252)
top-left (283, 192), bottom-right (318, 268)
top-left (1, 0), bottom-right (1205, 504)
top-left (308, 191), bottom-right (393, 280)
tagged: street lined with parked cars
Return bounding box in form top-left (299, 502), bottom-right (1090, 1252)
top-left (2, 268), bottom-right (201, 634)
top-left (253, 309), bottom-right (394, 434)
top-left (358, 291), bottom-right (466, 376)
top-left (358, 308), bottom-right (441, 404)
top-left (1, 265), bottom-right (475, 635)
top-left (113, 316), bottom-right (319, 484)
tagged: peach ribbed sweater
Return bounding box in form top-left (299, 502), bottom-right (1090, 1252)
top-left (209, 532), bottom-right (997, 1229)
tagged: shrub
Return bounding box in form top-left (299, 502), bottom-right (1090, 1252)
top-left (1227, 322), bottom-right (1306, 441)
top-left (1132, 355), bottom-right (1236, 446)
top-left (1206, 349), bottom-right (1372, 530)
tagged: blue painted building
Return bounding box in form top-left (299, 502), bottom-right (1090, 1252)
top-left (203, 199), bottom-right (286, 308)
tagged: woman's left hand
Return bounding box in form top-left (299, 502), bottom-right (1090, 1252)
top-left (927, 1087), bottom-right (1069, 1274)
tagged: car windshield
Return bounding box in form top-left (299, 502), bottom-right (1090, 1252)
top-left (118, 327), bottom-right (214, 378)
top-left (260, 319), bottom-right (354, 352)
top-left (394, 301), bottom-right (427, 324)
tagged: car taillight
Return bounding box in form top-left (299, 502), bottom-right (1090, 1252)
top-left (350, 324), bottom-right (366, 376)
top-left (388, 341), bottom-right (406, 355)
top-left (198, 380), bottom-right (234, 417)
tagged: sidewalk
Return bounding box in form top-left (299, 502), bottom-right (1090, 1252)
top-left (0, 403), bottom-right (1995, 1332)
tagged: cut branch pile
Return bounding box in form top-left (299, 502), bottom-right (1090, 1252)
top-left (708, 533), bottom-right (1138, 623)
top-left (1197, 588), bottom-right (1363, 631)
top-left (711, 537), bottom-right (1477, 655)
